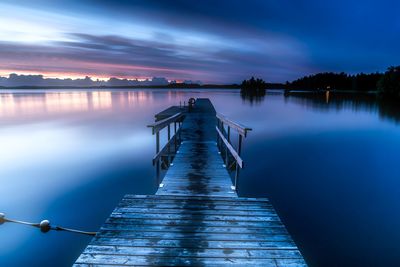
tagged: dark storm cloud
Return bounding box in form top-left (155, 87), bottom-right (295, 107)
top-left (82, 0), bottom-right (400, 73)
top-left (0, 29), bottom-right (308, 82)
top-left (1, 0), bottom-right (399, 82)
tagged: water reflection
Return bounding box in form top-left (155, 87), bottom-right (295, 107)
top-left (46, 92), bottom-right (90, 113)
top-left (0, 91), bottom-right (160, 118)
top-left (240, 89), bottom-right (266, 104)
top-left (1, 89), bottom-right (400, 267)
top-left (285, 91), bottom-right (400, 123)
top-left (376, 98), bottom-right (400, 123)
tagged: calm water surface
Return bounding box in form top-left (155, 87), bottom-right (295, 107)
top-left (1, 89), bottom-right (400, 267)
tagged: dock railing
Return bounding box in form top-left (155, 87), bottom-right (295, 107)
top-left (147, 112), bottom-right (185, 177)
top-left (216, 113), bottom-right (252, 191)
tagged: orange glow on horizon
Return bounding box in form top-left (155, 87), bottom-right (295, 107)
top-left (0, 56), bottom-right (203, 82)
top-left (0, 54), bottom-right (205, 82)
top-left (0, 70), bottom-right (155, 81)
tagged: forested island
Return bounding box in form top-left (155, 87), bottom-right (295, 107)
top-left (241, 66), bottom-right (400, 100)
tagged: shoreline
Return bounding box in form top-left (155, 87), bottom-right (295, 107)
top-left (0, 85), bottom-right (240, 90)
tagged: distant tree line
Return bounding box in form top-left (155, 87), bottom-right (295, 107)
top-left (287, 72), bottom-right (382, 92)
top-left (285, 66), bottom-right (400, 98)
top-left (240, 66), bottom-right (400, 101)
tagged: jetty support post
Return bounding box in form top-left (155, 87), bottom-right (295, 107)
top-left (216, 120), bottom-right (220, 150)
top-left (167, 124), bottom-right (171, 165)
top-left (226, 126), bottom-right (230, 167)
top-left (234, 134), bottom-right (243, 190)
top-left (156, 131), bottom-right (160, 181)
top-left (174, 122), bottom-right (177, 151)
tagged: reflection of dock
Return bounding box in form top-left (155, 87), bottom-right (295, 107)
top-left (74, 98), bottom-right (307, 266)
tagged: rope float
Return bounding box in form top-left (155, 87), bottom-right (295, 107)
top-left (0, 213), bottom-right (96, 236)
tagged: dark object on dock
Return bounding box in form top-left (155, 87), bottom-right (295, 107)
top-left (188, 97), bottom-right (196, 112)
top-left (74, 98), bottom-right (307, 266)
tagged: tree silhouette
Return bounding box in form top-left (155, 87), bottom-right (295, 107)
top-left (241, 77), bottom-right (266, 94)
top-left (287, 72), bottom-right (382, 92)
top-left (378, 66), bottom-right (400, 98)
top-left (240, 77), bottom-right (267, 103)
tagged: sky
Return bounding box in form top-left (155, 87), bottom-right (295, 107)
top-left (0, 0), bottom-right (399, 83)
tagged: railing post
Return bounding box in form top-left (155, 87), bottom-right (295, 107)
top-left (234, 134), bottom-right (243, 191)
top-left (220, 121), bottom-right (224, 158)
top-left (156, 131), bottom-right (160, 182)
top-left (216, 119), bottom-right (220, 150)
top-left (225, 126), bottom-right (230, 166)
top-left (179, 120), bottom-right (182, 143)
top-left (238, 134), bottom-right (242, 155)
top-left (174, 122), bottom-right (177, 152)
top-left (167, 124), bottom-right (171, 164)
top-left (234, 163), bottom-right (239, 190)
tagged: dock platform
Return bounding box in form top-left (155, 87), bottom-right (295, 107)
top-left (74, 98), bottom-right (307, 266)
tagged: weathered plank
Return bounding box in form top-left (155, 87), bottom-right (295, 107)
top-left (105, 217), bottom-right (285, 228)
top-left (101, 223), bottom-right (288, 233)
top-left (123, 194), bottom-right (268, 202)
top-left (76, 253), bottom-right (306, 267)
top-left (81, 245), bottom-right (303, 259)
top-left (90, 237), bottom-right (298, 249)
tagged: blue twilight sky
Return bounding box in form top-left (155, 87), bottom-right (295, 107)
top-left (0, 0), bottom-right (399, 83)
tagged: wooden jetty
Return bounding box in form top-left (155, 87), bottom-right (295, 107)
top-left (74, 98), bottom-right (307, 266)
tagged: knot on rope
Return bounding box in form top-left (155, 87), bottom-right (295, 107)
top-left (40, 220), bottom-right (51, 233)
top-left (0, 213), bottom-right (96, 236)
top-left (0, 213), bottom-right (5, 225)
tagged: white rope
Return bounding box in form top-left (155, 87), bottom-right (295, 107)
top-left (0, 213), bottom-right (96, 236)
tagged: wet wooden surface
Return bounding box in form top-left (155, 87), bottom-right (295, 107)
top-left (157, 98), bottom-right (235, 197)
top-left (155, 106), bottom-right (186, 121)
top-left (74, 99), bottom-right (307, 266)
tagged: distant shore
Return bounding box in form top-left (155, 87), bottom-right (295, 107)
top-left (0, 86), bottom-right (381, 95)
top-left (284, 89), bottom-right (378, 95)
top-left (0, 84), bottom-right (242, 90)
top-left (0, 82), bottom-right (291, 90)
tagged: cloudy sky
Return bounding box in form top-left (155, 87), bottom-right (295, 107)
top-left (0, 0), bottom-right (399, 83)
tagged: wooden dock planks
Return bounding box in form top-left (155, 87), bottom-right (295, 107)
top-left (74, 98), bottom-right (307, 266)
top-left (157, 99), bottom-right (235, 197)
top-left (75, 195), bottom-right (306, 267)
top-left (156, 141), bottom-right (236, 197)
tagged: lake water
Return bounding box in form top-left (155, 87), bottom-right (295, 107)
top-left (1, 89), bottom-right (400, 267)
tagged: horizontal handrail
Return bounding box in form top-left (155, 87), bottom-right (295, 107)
top-left (147, 112), bottom-right (184, 134)
top-left (152, 129), bottom-right (181, 165)
top-left (216, 126), bottom-right (243, 168)
top-left (216, 113), bottom-right (252, 137)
